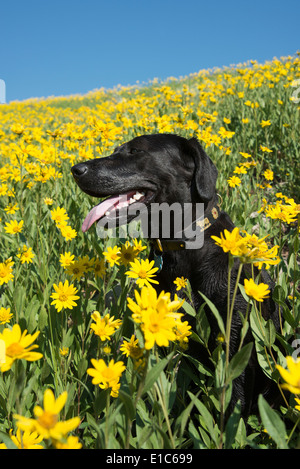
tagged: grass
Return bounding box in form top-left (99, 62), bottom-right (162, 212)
top-left (0, 53), bottom-right (300, 449)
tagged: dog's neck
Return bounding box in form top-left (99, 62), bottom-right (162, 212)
top-left (151, 194), bottom-right (221, 254)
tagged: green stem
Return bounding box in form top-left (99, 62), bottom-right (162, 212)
top-left (238, 300), bottom-right (251, 351)
top-left (154, 381), bottom-right (175, 448)
top-left (225, 262), bottom-right (243, 366)
top-left (105, 390), bottom-right (110, 448)
top-left (287, 414), bottom-right (300, 445)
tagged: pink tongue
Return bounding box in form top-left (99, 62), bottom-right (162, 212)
top-left (82, 191), bottom-right (136, 232)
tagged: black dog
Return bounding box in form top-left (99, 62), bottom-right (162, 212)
top-left (71, 133), bottom-right (281, 415)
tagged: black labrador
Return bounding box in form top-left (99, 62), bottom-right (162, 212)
top-left (71, 133), bottom-right (281, 415)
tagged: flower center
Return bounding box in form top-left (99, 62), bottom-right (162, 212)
top-left (59, 294), bottom-right (68, 302)
top-left (124, 253), bottom-right (133, 259)
top-left (102, 368), bottom-right (117, 381)
top-left (138, 269), bottom-right (148, 279)
top-left (6, 342), bottom-right (24, 357)
top-left (38, 411), bottom-right (58, 429)
top-left (149, 321), bottom-right (160, 333)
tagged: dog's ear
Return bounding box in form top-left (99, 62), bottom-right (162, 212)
top-left (187, 137), bottom-right (218, 202)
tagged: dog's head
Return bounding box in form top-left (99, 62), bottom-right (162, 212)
top-left (71, 133), bottom-right (218, 232)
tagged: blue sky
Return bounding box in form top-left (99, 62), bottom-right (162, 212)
top-left (1, 0), bottom-right (299, 103)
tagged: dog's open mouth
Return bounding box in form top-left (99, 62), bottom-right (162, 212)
top-left (82, 189), bottom-right (154, 232)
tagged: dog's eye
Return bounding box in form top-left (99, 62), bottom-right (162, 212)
top-left (130, 148), bottom-right (141, 154)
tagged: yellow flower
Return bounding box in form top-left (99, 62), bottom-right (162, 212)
top-left (4, 202), bottom-right (19, 214)
top-left (102, 345), bottom-right (111, 355)
top-left (11, 123), bottom-right (24, 135)
top-left (58, 224), bottom-right (77, 241)
top-left (244, 278), bottom-right (270, 302)
top-left (211, 227), bottom-right (243, 256)
top-left (87, 358), bottom-right (126, 397)
top-left (4, 219), bottom-right (24, 234)
top-left (54, 435), bottom-right (82, 449)
top-left (260, 145), bottom-right (273, 153)
top-left (234, 165), bottom-right (247, 174)
top-left (44, 197), bottom-right (54, 206)
top-left (173, 276), bottom-right (188, 291)
top-left (263, 199), bottom-right (299, 225)
top-left (295, 398), bottom-right (300, 412)
top-left (103, 246), bottom-right (121, 267)
top-left (141, 307), bottom-right (181, 350)
top-left (120, 335), bottom-right (144, 359)
top-left (65, 258), bottom-right (86, 280)
top-left (127, 286), bottom-right (185, 350)
top-left (14, 389), bottom-right (80, 441)
top-left (78, 255), bottom-right (95, 272)
top-left (9, 428), bottom-right (44, 449)
top-left (50, 207), bottom-right (69, 225)
top-left (264, 169), bottom-right (274, 181)
top-left (239, 152), bottom-right (251, 158)
top-left (59, 346), bottom-right (69, 357)
top-left (93, 258), bottom-right (106, 278)
top-left (0, 307), bottom-right (13, 324)
top-left (241, 231), bottom-right (280, 269)
top-left (227, 175), bottom-right (241, 187)
top-left (0, 260), bottom-right (14, 285)
top-left (212, 228), bottom-right (280, 269)
top-left (276, 357), bottom-right (300, 394)
top-left (125, 258), bottom-right (159, 287)
top-left (218, 126), bottom-right (235, 139)
top-left (119, 241), bottom-right (139, 266)
top-left (0, 183), bottom-right (8, 196)
top-left (90, 311), bottom-right (122, 341)
top-left (260, 120), bottom-right (271, 127)
top-left (17, 245), bottom-right (35, 264)
top-left (59, 252), bottom-right (75, 268)
top-left (50, 280), bottom-right (80, 312)
top-left (0, 324), bottom-right (43, 372)
top-left (216, 332), bottom-right (225, 343)
top-left (173, 320), bottom-right (192, 349)
top-left (132, 238), bottom-right (147, 253)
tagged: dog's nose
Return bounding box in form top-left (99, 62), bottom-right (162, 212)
top-left (71, 163), bottom-right (88, 178)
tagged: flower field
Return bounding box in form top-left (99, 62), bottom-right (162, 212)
top-left (0, 54), bottom-right (300, 449)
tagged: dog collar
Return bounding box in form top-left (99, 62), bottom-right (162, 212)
top-left (152, 201), bottom-right (221, 253)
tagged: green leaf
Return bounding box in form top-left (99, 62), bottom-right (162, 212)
top-left (258, 395), bottom-right (288, 449)
top-left (250, 305), bottom-right (276, 348)
top-left (226, 343), bottom-right (253, 384)
top-left (196, 303), bottom-right (211, 346)
top-left (225, 401), bottom-right (241, 448)
top-left (198, 291), bottom-right (225, 336)
top-left (13, 285), bottom-right (26, 318)
top-left (250, 304), bottom-right (272, 345)
top-left (189, 391), bottom-right (219, 447)
top-left (175, 390), bottom-right (201, 440)
top-left (38, 305), bottom-right (48, 331)
top-left (142, 352), bottom-right (174, 396)
top-left (264, 319), bottom-right (276, 348)
top-left (119, 389), bottom-right (136, 421)
top-left (0, 430), bottom-right (18, 449)
top-left (181, 300), bottom-right (196, 317)
top-left (77, 356), bottom-right (88, 379)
